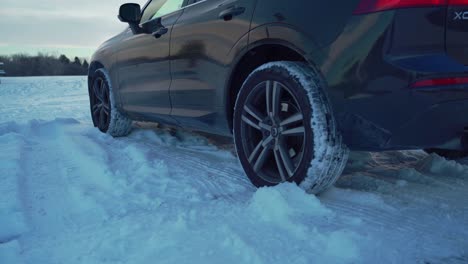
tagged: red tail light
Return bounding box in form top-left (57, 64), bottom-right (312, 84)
top-left (354, 0), bottom-right (447, 15)
top-left (411, 77), bottom-right (468, 88)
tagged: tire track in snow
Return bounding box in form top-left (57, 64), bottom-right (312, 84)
top-left (87, 125), bottom-right (468, 250)
top-left (330, 152), bottom-right (468, 261)
top-left (0, 131), bottom-right (28, 264)
top-left (82, 128), bottom-right (256, 204)
top-left (4, 119), bottom-right (468, 264)
top-left (87, 124), bottom-right (468, 262)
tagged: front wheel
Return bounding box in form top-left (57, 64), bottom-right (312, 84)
top-left (88, 68), bottom-right (132, 137)
top-left (233, 61), bottom-right (349, 194)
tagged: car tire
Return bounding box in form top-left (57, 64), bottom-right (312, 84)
top-left (424, 148), bottom-right (468, 160)
top-left (233, 61), bottom-right (349, 194)
top-left (89, 68), bottom-right (132, 137)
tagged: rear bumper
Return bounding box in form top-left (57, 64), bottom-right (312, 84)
top-left (390, 96), bottom-right (468, 150)
top-left (338, 87), bottom-right (468, 151)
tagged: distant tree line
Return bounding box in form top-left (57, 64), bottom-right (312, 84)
top-left (0, 53), bottom-right (89, 76)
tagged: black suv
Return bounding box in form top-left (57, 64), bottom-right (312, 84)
top-left (88, 0), bottom-right (468, 193)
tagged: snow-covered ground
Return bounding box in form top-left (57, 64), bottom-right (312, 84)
top-left (0, 76), bottom-right (467, 264)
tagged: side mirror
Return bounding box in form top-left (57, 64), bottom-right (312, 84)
top-left (118, 3), bottom-right (141, 24)
top-left (142, 17), bottom-right (169, 39)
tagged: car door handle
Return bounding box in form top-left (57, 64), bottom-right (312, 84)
top-left (219, 6), bottom-right (245, 21)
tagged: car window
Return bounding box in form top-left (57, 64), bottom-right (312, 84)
top-left (152, 0), bottom-right (185, 19)
top-left (141, 0), bottom-right (185, 23)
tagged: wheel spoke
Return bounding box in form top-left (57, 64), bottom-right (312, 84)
top-left (249, 135), bottom-right (274, 172)
top-left (253, 145), bottom-right (271, 173)
top-left (93, 79), bottom-right (103, 102)
top-left (99, 80), bottom-right (105, 99)
top-left (100, 80), bottom-right (107, 103)
top-left (282, 126), bottom-right (306, 136)
top-left (280, 113), bottom-right (303, 127)
top-left (249, 140), bottom-right (264, 163)
top-left (102, 86), bottom-right (109, 104)
top-left (244, 105), bottom-right (264, 123)
top-left (272, 81), bottom-right (282, 117)
top-left (99, 108), bottom-right (106, 128)
top-left (266, 80), bottom-right (272, 114)
top-left (277, 141), bottom-right (295, 177)
top-left (242, 115), bottom-right (261, 130)
top-left (102, 100), bottom-right (110, 115)
top-left (273, 149), bottom-right (287, 181)
top-left (102, 103), bottom-right (110, 115)
top-left (92, 104), bottom-right (100, 116)
top-left (262, 135), bottom-right (274, 147)
top-left (259, 123), bottom-right (272, 131)
top-left (266, 81), bottom-right (282, 118)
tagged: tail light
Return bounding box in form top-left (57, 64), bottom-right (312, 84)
top-left (354, 0), bottom-right (468, 15)
top-left (411, 77), bottom-right (468, 88)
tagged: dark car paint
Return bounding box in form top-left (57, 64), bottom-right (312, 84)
top-left (169, 0), bottom-right (257, 135)
top-left (115, 9), bottom-right (184, 125)
top-left (447, 6), bottom-right (468, 65)
top-left (311, 7), bottom-right (468, 150)
top-left (90, 0), bottom-right (468, 151)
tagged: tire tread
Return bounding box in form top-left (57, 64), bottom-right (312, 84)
top-left (236, 61), bottom-right (349, 194)
top-left (94, 69), bottom-right (132, 137)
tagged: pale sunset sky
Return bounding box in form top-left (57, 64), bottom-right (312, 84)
top-left (0, 0), bottom-right (148, 59)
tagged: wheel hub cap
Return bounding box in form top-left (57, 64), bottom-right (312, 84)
top-left (271, 126), bottom-right (279, 138)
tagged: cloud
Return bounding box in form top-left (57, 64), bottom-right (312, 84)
top-left (0, 0), bottom-right (147, 54)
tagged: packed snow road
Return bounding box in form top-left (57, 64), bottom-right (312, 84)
top-left (0, 76), bottom-right (467, 264)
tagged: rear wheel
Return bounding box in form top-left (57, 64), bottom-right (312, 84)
top-left (233, 61), bottom-right (348, 194)
top-left (89, 68), bottom-right (132, 137)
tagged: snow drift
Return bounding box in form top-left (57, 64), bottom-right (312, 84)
top-left (0, 77), bottom-right (467, 264)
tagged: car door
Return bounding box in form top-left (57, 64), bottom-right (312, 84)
top-left (169, 0), bottom-right (257, 133)
top-left (115, 0), bottom-right (187, 123)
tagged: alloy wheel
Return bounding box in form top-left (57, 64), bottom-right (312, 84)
top-left (240, 80), bottom-right (307, 184)
top-left (91, 77), bottom-right (111, 132)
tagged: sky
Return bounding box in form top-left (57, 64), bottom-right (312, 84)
top-left (0, 0), bottom-right (148, 59)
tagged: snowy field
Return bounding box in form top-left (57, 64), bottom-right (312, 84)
top-left (0, 76), bottom-right (467, 264)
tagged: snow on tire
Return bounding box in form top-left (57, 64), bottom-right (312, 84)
top-left (89, 68), bottom-right (132, 137)
top-left (233, 61), bottom-right (349, 194)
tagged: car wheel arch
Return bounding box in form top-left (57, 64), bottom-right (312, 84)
top-left (225, 40), bottom-right (317, 133)
top-left (88, 61), bottom-right (105, 89)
